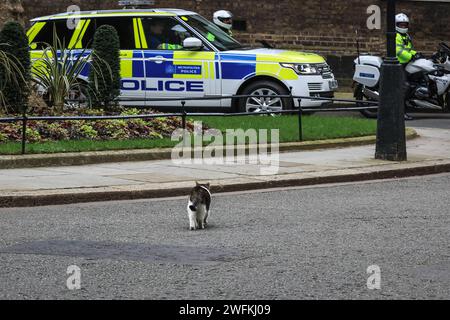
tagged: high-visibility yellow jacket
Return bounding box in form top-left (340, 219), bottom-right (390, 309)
top-left (396, 33), bottom-right (417, 64)
top-left (158, 43), bottom-right (183, 50)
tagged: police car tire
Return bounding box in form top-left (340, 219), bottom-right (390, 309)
top-left (238, 80), bottom-right (293, 113)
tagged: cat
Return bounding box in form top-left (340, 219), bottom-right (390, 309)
top-left (187, 182), bottom-right (211, 230)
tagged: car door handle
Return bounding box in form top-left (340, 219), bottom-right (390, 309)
top-left (147, 56), bottom-right (167, 64)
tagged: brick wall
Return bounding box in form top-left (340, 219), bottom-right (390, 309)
top-left (5, 0), bottom-right (450, 84)
top-left (0, 0), bottom-right (24, 26)
top-left (17, 0), bottom-right (450, 53)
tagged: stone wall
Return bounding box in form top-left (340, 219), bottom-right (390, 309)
top-left (0, 0), bottom-right (24, 26)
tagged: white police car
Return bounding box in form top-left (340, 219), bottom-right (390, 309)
top-left (27, 8), bottom-right (338, 112)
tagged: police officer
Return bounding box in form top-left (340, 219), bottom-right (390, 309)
top-left (147, 19), bottom-right (183, 50)
top-left (396, 13), bottom-right (417, 65)
top-left (396, 13), bottom-right (416, 120)
top-left (213, 10), bottom-right (233, 37)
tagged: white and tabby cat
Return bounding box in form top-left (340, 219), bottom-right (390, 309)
top-left (187, 182), bottom-right (211, 230)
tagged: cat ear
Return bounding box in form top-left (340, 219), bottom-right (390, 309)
top-left (205, 183), bottom-right (210, 189)
top-left (195, 181), bottom-right (200, 186)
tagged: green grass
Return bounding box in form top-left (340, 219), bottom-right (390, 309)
top-left (0, 138), bottom-right (179, 155)
top-left (0, 115), bottom-right (376, 155)
top-left (190, 115), bottom-right (377, 143)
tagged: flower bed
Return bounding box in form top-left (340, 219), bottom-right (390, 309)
top-left (0, 108), bottom-right (196, 143)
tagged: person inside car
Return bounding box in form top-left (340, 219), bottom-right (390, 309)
top-left (147, 19), bottom-right (183, 50)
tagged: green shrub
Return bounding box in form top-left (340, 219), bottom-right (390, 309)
top-left (0, 108), bottom-right (199, 143)
top-left (149, 132), bottom-right (164, 140)
top-left (127, 119), bottom-right (151, 138)
top-left (0, 122), bottom-right (21, 140)
top-left (37, 122), bottom-right (69, 141)
top-left (79, 124), bottom-right (98, 140)
top-left (89, 25), bottom-right (120, 111)
top-left (25, 127), bottom-right (41, 143)
top-left (0, 21), bottom-right (30, 113)
top-left (120, 108), bottom-right (140, 116)
top-left (66, 121), bottom-right (90, 140)
top-left (93, 120), bottom-right (128, 140)
top-left (0, 132), bottom-right (7, 143)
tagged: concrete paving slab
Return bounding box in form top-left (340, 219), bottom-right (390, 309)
top-left (0, 174), bottom-right (144, 192)
top-left (0, 127), bottom-right (449, 207)
top-left (0, 168), bottom-right (72, 177)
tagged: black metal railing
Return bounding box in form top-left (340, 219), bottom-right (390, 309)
top-left (0, 94), bottom-right (378, 155)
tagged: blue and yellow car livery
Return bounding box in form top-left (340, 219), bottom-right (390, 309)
top-left (27, 9), bottom-right (338, 111)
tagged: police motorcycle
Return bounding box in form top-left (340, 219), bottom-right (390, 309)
top-left (353, 42), bottom-right (450, 118)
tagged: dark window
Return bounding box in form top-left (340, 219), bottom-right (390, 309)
top-left (141, 17), bottom-right (193, 50)
top-left (181, 15), bottom-right (243, 51)
top-left (31, 19), bottom-right (78, 49)
top-left (56, 20), bottom-right (77, 46)
top-left (233, 20), bottom-right (247, 32)
top-left (94, 17), bottom-right (135, 50)
top-left (77, 20), bottom-right (95, 49)
top-left (30, 22), bottom-right (52, 49)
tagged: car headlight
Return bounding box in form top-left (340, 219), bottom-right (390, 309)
top-left (280, 63), bottom-right (320, 75)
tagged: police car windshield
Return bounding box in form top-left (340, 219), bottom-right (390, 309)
top-left (182, 15), bottom-right (243, 51)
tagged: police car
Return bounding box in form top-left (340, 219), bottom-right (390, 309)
top-left (27, 8), bottom-right (338, 112)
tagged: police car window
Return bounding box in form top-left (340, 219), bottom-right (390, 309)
top-left (30, 20), bottom-right (77, 49)
top-left (181, 15), bottom-right (243, 51)
top-left (78, 21), bottom-right (95, 49)
top-left (94, 17), bottom-right (135, 50)
top-left (141, 17), bottom-right (195, 50)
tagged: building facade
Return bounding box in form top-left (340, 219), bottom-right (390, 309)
top-left (0, 0), bottom-right (24, 26)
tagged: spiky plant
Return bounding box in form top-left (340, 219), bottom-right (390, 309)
top-left (0, 45), bottom-right (26, 113)
top-left (31, 26), bottom-right (110, 112)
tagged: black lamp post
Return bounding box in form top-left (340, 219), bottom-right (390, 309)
top-left (375, 0), bottom-right (407, 161)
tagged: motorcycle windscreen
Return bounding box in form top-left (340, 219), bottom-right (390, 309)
top-left (353, 65), bottom-right (380, 88)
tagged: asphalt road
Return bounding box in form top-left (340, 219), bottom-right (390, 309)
top-left (0, 173), bottom-right (449, 300)
top-left (318, 109), bottom-right (450, 129)
top-left (406, 112), bottom-right (450, 129)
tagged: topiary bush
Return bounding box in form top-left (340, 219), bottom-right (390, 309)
top-left (0, 21), bottom-right (30, 113)
top-left (89, 25), bottom-right (121, 112)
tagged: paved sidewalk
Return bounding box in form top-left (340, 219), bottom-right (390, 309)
top-left (0, 127), bottom-right (449, 207)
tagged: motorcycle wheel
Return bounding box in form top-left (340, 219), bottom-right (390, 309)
top-left (354, 84), bottom-right (378, 119)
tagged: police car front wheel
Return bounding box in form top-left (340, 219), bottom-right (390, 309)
top-left (239, 81), bottom-right (293, 113)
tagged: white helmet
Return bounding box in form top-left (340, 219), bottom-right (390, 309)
top-left (395, 13), bottom-right (409, 34)
top-left (213, 10), bottom-right (233, 30)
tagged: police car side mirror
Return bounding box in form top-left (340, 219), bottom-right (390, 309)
top-left (183, 37), bottom-right (203, 50)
